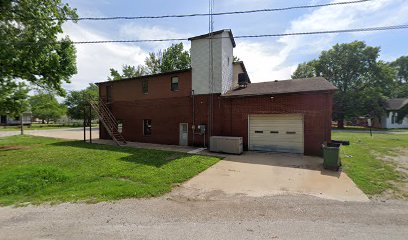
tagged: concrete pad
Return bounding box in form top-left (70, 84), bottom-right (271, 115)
top-left (180, 151), bottom-right (369, 202)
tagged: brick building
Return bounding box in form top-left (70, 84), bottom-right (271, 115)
top-left (97, 29), bottom-right (336, 156)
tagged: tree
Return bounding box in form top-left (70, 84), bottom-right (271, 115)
top-left (390, 56), bottom-right (408, 97)
top-left (109, 43), bottom-right (191, 80)
top-left (0, 0), bottom-right (78, 96)
top-left (233, 56), bottom-right (241, 62)
top-left (64, 84), bottom-right (98, 120)
top-left (291, 41), bottom-right (397, 128)
top-left (391, 56), bottom-right (408, 83)
top-left (146, 43), bottom-right (191, 74)
top-left (29, 93), bottom-right (66, 123)
top-left (108, 65), bottom-right (147, 81)
top-left (291, 61), bottom-right (319, 79)
top-left (0, 79), bottom-right (29, 117)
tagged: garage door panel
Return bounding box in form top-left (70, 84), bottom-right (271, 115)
top-left (249, 136), bottom-right (303, 143)
top-left (250, 144), bottom-right (303, 154)
top-left (249, 114), bottom-right (304, 154)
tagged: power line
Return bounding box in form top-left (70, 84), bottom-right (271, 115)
top-left (3, 24), bottom-right (407, 45)
top-left (69, 24), bottom-right (408, 44)
top-left (12, 0), bottom-right (372, 21)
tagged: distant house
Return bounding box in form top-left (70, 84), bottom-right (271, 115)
top-left (380, 98), bottom-right (408, 129)
top-left (0, 112), bottom-right (32, 126)
top-left (95, 29), bottom-right (337, 156)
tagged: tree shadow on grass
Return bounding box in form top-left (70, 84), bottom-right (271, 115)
top-left (49, 140), bottom-right (188, 167)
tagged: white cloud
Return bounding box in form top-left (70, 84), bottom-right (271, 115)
top-left (61, 23), bottom-right (192, 91)
top-left (234, 0), bottom-right (407, 82)
top-left (62, 23), bottom-right (148, 91)
top-left (119, 24), bottom-right (191, 51)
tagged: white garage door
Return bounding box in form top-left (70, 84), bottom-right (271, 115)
top-left (249, 114), bottom-right (304, 154)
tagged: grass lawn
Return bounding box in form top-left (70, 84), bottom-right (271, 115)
top-left (332, 126), bottom-right (408, 132)
top-left (332, 132), bottom-right (408, 198)
top-left (0, 135), bottom-right (220, 206)
top-left (0, 123), bottom-right (98, 131)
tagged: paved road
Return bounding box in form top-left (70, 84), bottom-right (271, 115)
top-left (0, 127), bottom-right (99, 140)
top-left (0, 194), bottom-right (407, 240)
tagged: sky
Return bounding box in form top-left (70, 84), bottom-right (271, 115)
top-left (62, 0), bottom-right (408, 91)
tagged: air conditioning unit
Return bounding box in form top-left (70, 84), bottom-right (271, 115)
top-left (210, 136), bottom-right (243, 154)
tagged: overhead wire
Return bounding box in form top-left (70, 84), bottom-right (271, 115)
top-left (67, 24), bottom-right (408, 45)
top-left (9, 0), bottom-right (373, 21)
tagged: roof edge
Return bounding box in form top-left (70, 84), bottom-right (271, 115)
top-left (188, 29), bottom-right (236, 47)
top-left (222, 89), bottom-right (337, 98)
top-left (95, 68), bottom-right (192, 85)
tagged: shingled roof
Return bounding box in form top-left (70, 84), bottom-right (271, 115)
top-left (385, 98), bottom-right (408, 110)
top-left (222, 77), bottom-right (336, 97)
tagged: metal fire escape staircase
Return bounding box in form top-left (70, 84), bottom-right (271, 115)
top-left (89, 99), bottom-right (127, 146)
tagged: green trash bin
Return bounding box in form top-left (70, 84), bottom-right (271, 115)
top-left (322, 143), bottom-right (341, 171)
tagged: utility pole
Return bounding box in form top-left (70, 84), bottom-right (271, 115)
top-left (83, 106), bottom-right (86, 142)
top-left (20, 113), bottom-right (24, 135)
top-left (89, 104), bottom-right (92, 143)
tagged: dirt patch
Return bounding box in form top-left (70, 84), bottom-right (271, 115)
top-left (0, 145), bottom-right (29, 151)
top-left (382, 149), bottom-right (408, 175)
top-left (376, 149), bottom-right (408, 201)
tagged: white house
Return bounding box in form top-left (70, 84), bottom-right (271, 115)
top-left (0, 112), bottom-right (32, 126)
top-left (381, 98), bottom-right (408, 129)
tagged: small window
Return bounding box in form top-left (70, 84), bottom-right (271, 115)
top-left (171, 77), bottom-right (179, 91)
top-left (142, 79), bottom-right (148, 94)
top-left (391, 112), bottom-right (397, 124)
top-left (143, 119), bottom-right (152, 136)
top-left (270, 131), bottom-right (279, 134)
top-left (255, 131), bottom-right (263, 134)
top-left (286, 131), bottom-right (296, 134)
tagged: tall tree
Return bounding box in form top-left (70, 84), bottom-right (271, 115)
top-left (64, 84), bottom-right (98, 120)
top-left (291, 41), bottom-right (397, 128)
top-left (291, 60), bottom-right (319, 79)
top-left (108, 65), bottom-right (147, 81)
top-left (144, 43), bottom-right (190, 74)
top-left (390, 56), bottom-right (408, 97)
top-left (29, 93), bottom-right (66, 123)
top-left (0, 0), bottom-right (78, 97)
top-left (0, 79), bottom-right (29, 117)
top-left (108, 43), bottom-right (191, 80)
top-left (391, 56), bottom-right (408, 83)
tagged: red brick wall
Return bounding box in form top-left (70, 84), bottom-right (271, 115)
top-left (99, 70), bottom-right (192, 101)
top-left (98, 73), bottom-right (334, 156)
top-left (217, 92), bottom-right (333, 155)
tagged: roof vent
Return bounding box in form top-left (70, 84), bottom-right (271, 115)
top-left (238, 73), bottom-right (250, 87)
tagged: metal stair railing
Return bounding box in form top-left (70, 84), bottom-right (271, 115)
top-left (89, 99), bottom-right (126, 146)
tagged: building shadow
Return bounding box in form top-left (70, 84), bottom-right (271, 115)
top-left (50, 140), bottom-right (189, 168)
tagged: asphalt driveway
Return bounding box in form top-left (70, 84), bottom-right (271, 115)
top-left (174, 151), bottom-right (368, 202)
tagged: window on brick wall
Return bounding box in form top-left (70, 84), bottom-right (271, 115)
top-left (171, 76), bottom-right (179, 91)
top-left (143, 119), bottom-right (152, 136)
top-left (142, 79), bottom-right (148, 94)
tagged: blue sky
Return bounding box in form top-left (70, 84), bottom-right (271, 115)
top-left (62, 0), bottom-right (408, 90)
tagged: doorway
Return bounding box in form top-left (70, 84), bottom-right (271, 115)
top-left (179, 123), bottom-right (188, 146)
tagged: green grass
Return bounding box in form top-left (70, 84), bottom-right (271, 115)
top-left (332, 132), bottom-right (408, 197)
top-left (0, 135), bottom-right (220, 206)
top-left (332, 126), bottom-right (408, 132)
top-left (0, 123), bottom-right (98, 131)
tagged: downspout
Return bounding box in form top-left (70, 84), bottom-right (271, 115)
top-left (192, 90), bottom-right (195, 146)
